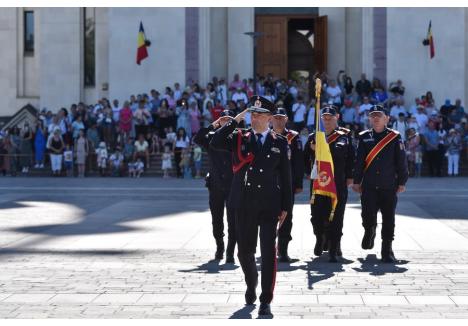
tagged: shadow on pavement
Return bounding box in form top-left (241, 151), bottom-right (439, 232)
top-left (305, 256), bottom-right (353, 290)
top-left (229, 304), bottom-right (256, 319)
top-left (179, 259), bottom-right (239, 274)
top-left (352, 254), bottom-right (409, 276)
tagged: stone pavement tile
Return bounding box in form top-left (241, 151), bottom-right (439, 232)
top-left (449, 296), bottom-right (468, 305)
top-left (183, 293), bottom-right (229, 303)
top-left (274, 294), bottom-right (318, 304)
top-left (227, 294), bottom-right (246, 304)
top-left (0, 293), bottom-right (12, 301)
top-left (91, 293), bottom-right (143, 304)
top-left (3, 293), bottom-right (56, 303)
top-left (137, 293), bottom-right (185, 303)
top-left (406, 295), bottom-right (455, 305)
top-left (317, 295), bottom-right (363, 305)
top-left (361, 295), bottom-right (409, 305)
top-left (48, 293), bottom-right (99, 304)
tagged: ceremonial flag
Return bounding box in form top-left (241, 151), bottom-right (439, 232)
top-left (310, 78), bottom-right (338, 221)
top-left (136, 21), bottom-right (149, 65)
top-left (427, 20), bottom-right (435, 59)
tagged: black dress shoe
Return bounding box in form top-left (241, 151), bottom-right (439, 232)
top-left (258, 303), bottom-right (271, 316)
top-left (314, 235), bottom-right (323, 256)
top-left (245, 288), bottom-right (257, 305)
top-left (361, 227), bottom-right (376, 250)
top-left (381, 252), bottom-right (397, 263)
top-left (226, 256), bottom-right (235, 264)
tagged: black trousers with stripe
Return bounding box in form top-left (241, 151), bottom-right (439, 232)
top-left (236, 207), bottom-right (278, 304)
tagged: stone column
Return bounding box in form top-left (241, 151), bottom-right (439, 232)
top-left (227, 8), bottom-right (254, 82)
top-left (319, 7), bottom-right (346, 78)
top-left (361, 7), bottom-right (374, 79)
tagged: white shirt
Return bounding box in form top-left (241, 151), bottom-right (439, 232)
top-left (252, 129), bottom-right (269, 145)
top-left (112, 106), bottom-right (121, 122)
top-left (390, 105), bottom-right (407, 119)
top-left (217, 85), bottom-right (228, 105)
top-left (326, 85), bottom-right (342, 104)
top-left (175, 136), bottom-right (190, 148)
top-left (392, 120), bottom-right (408, 141)
top-left (264, 94), bottom-right (276, 103)
top-left (414, 112), bottom-right (429, 133)
top-left (232, 92), bottom-right (248, 104)
top-left (292, 103), bottom-right (306, 122)
top-left (289, 86), bottom-right (298, 98)
top-left (174, 89), bottom-right (182, 101)
top-left (306, 106), bottom-right (315, 126)
top-left (359, 103), bottom-right (372, 115)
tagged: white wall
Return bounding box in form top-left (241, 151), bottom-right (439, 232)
top-left (387, 8), bottom-right (466, 107)
top-left (0, 8), bottom-right (18, 116)
top-left (39, 8), bottom-right (81, 112)
top-left (108, 8), bottom-right (185, 103)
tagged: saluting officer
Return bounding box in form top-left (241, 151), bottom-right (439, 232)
top-left (352, 104), bottom-right (408, 263)
top-left (193, 110), bottom-right (236, 263)
top-left (210, 96), bottom-right (292, 316)
top-left (304, 105), bottom-right (355, 262)
top-left (271, 107), bottom-right (304, 262)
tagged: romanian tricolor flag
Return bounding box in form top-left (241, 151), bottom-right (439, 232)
top-left (310, 78), bottom-right (338, 221)
top-left (427, 20), bottom-right (435, 59)
top-left (136, 21), bottom-right (149, 65)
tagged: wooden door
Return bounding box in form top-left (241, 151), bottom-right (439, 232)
top-left (256, 16), bottom-right (288, 79)
top-left (313, 15), bottom-right (328, 74)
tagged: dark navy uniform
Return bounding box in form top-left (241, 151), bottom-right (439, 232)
top-left (304, 107), bottom-right (355, 261)
top-left (193, 111), bottom-right (236, 262)
top-left (210, 96), bottom-right (292, 310)
top-left (273, 108), bottom-right (304, 262)
top-left (353, 105), bottom-right (408, 262)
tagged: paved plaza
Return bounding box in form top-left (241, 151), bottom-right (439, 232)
top-left (1, 177), bottom-right (468, 318)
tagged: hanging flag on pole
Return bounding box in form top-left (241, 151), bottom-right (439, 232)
top-left (136, 21), bottom-right (150, 65)
top-left (427, 20), bottom-right (435, 59)
top-left (310, 78), bottom-right (338, 221)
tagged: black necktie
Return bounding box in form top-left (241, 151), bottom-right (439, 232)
top-left (256, 133), bottom-right (263, 148)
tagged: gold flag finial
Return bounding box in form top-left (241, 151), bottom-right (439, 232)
top-left (315, 78), bottom-right (322, 99)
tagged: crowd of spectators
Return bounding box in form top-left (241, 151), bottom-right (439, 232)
top-left (0, 70), bottom-right (467, 178)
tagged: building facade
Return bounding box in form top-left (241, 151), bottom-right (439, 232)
top-left (0, 7), bottom-right (467, 117)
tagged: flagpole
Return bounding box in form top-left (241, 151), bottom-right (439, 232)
top-left (310, 78), bottom-right (322, 205)
top-left (315, 78), bottom-right (322, 175)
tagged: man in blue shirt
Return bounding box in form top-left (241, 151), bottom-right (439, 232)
top-left (424, 122), bottom-right (441, 177)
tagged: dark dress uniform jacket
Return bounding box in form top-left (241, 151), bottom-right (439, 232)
top-left (193, 125), bottom-right (233, 190)
top-left (283, 129), bottom-right (304, 191)
top-left (304, 128), bottom-right (355, 192)
top-left (210, 119), bottom-right (293, 219)
top-left (353, 128), bottom-right (408, 190)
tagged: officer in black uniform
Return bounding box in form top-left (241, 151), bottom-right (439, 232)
top-left (304, 105), bottom-right (355, 262)
top-left (352, 105), bottom-right (408, 263)
top-left (210, 96), bottom-right (292, 316)
top-left (193, 110), bottom-right (236, 263)
top-left (271, 107), bottom-right (304, 262)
